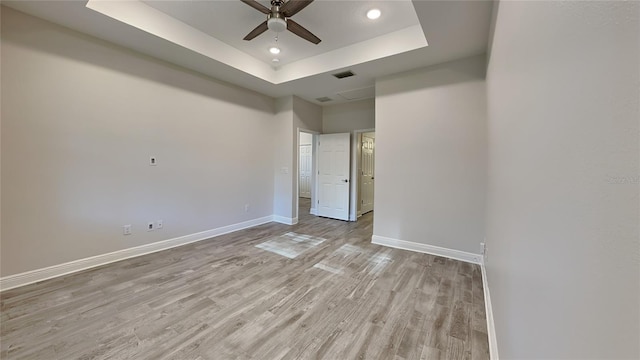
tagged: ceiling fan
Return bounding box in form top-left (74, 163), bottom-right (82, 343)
top-left (240, 0), bottom-right (321, 44)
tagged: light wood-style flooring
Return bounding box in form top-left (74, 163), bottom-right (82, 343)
top-left (1, 198), bottom-right (489, 359)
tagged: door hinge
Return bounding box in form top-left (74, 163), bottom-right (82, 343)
top-left (317, 200), bottom-right (320, 204)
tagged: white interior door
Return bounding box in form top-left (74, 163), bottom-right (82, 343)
top-left (318, 133), bottom-right (350, 221)
top-left (361, 132), bottom-right (375, 214)
top-left (299, 144), bottom-right (312, 198)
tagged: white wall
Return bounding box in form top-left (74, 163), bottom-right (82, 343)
top-left (374, 55), bottom-right (487, 254)
top-left (486, 1), bottom-right (639, 358)
top-left (322, 99), bottom-right (375, 134)
top-left (0, 7), bottom-right (276, 276)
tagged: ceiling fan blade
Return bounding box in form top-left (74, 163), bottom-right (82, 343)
top-left (286, 18), bottom-right (321, 44)
top-left (243, 21), bottom-right (269, 40)
top-left (280, 0), bottom-right (314, 17)
top-left (240, 0), bottom-right (270, 14)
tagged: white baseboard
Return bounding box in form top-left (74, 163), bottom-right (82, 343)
top-left (0, 215), bottom-right (274, 292)
top-left (371, 235), bottom-right (483, 264)
top-left (272, 215), bottom-right (298, 225)
top-left (481, 261), bottom-right (499, 360)
top-left (310, 208), bottom-right (317, 215)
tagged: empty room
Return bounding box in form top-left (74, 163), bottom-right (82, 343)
top-left (1, 1), bottom-right (638, 359)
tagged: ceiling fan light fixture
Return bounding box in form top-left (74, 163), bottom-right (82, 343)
top-left (241, 0), bottom-right (321, 44)
top-left (267, 17), bottom-right (287, 32)
top-left (269, 47), bottom-right (281, 55)
top-left (367, 8), bottom-right (381, 20)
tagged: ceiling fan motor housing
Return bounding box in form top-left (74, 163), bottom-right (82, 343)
top-left (267, 13), bottom-right (287, 32)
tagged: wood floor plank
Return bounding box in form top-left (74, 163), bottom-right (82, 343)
top-left (470, 329), bottom-right (490, 360)
top-left (446, 336), bottom-right (471, 360)
top-left (448, 300), bottom-right (471, 342)
top-left (0, 198), bottom-right (489, 360)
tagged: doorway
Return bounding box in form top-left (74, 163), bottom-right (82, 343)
top-left (360, 132), bottom-right (375, 215)
top-left (351, 129), bottom-right (375, 220)
top-left (297, 130), bottom-right (318, 220)
top-left (296, 129), bottom-right (374, 223)
top-left (299, 132), bottom-right (313, 200)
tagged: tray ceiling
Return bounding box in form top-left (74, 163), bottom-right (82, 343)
top-left (2, 0), bottom-right (493, 105)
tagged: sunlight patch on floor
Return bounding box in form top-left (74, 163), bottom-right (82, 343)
top-left (366, 252), bottom-right (393, 275)
top-left (312, 262), bottom-right (344, 275)
top-left (255, 232), bottom-right (326, 259)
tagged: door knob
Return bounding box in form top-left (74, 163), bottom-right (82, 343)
top-left (342, 179), bottom-right (349, 183)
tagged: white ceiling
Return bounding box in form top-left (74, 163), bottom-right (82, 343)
top-left (142, 0), bottom-right (421, 66)
top-left (2, 0), bottom-right (494, 105)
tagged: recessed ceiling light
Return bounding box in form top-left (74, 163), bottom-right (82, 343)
top-left (269, 47), bottom-right (281, 55)
top-left (367, 8), bottom-right (381, 20)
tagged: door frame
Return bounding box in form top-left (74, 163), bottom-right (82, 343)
top-left (350, 128), bottom-right (375, 221)
top-left (296, 128), bottom-right (320, 221)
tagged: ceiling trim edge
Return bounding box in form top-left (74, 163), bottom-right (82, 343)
top-left (86, 0), bottom-right (428, 85)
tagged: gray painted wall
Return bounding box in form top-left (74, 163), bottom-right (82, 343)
top-left (272, 95), bottom-right (322, 221)
top-left (1, 7), bottom-right (276, 276)
top-left (486, 1), bottom-right (639, 358)
top-left (272, 96), bottom-right (294, 220)
top-left (293, 96), bottom-right (322, 217)
top-left (322, 99), bottom-right (375, 134)
top-left (374, 55), bottom-right (487, 254)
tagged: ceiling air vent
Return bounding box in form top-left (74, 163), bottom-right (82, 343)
top-left (332, 70), bottom-right (355, 79)
top-left (315, 97), bottom-right (333, 103)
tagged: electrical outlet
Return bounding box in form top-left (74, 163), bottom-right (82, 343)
top-left (244, 204), bottom-right (250, 213)
top-left (480, 242), bottom-right (486, 255)
top-left (147, 221), bottom-right (154, 231)
top-left (156, 220), bottom-right (163, 229)
top-left (123, 224), bottom-right (132, 235)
